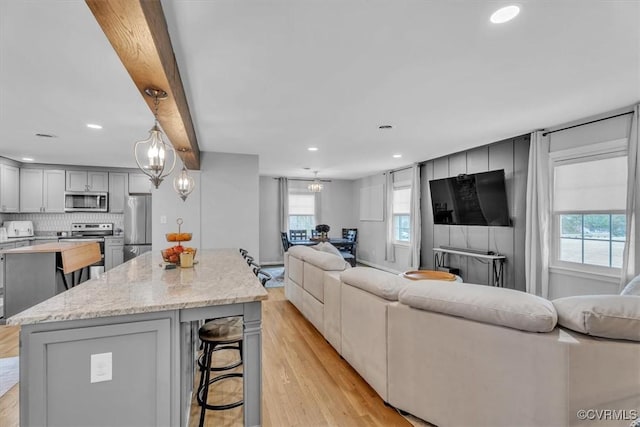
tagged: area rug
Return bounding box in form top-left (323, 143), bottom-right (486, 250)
top-left (261, 266), bottom-right (284, 288)
top-left (0, 356), bottom-right (19, 398)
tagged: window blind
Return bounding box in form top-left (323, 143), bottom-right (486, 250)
top-left (393, 188), bottom-right (411, 214)
top-left (289, 194), bottom-right (315, 215)
top-left (554, 155), bottom-right (627, 212)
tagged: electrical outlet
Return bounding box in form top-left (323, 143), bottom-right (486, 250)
top-left (160, 215), bottom-right (167, 224)
top-left (90, 352), bottom-right (112, 383)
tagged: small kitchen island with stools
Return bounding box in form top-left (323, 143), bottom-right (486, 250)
top-left (7, 248), bottom-right (268, 427)
top-left (2, 241), bottom-right (101, 318)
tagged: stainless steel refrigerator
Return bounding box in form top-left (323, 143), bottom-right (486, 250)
top-left (124, 195), bottom-right (152, 261)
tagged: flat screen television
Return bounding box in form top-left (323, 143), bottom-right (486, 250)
top-left (429, 169), bottom-right (511, 226)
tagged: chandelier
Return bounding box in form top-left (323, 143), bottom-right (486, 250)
top-left (173, 165), bottom-right (195, 201)
top-left (308, 171), bottom-right (323, 192)
top-left (134, 88), bottom-right (176, 188)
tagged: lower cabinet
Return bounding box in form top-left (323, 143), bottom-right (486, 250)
top-left (20, 315), bottom-right (173, 426)
top-left (105, 237), bottom-right (124, 271)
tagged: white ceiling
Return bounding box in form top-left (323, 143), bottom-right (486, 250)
top-left (1, 1), bottom-right (639, 180)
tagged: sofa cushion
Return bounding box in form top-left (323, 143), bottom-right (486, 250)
top-left (399, 282), bottom-right (557, 332)
top-left (317, 242), bottom-right (342, 257)
top-left (552, 295), bottom-right (640, 341)
top-left (287, 244), bottom-right (348, 269)
top-left (302, 247), bottom-right (350, 271)
top-left (621, 275), bottom-right (640, 296)
top-left (340, 267), bottom-right (411, 301)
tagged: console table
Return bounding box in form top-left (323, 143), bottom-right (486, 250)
top-left (433, 247), bottom-right (506, 287)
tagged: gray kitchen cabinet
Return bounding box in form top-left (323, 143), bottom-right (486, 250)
top-left (128, 173), bottom-right (152, 194)
top-left (108, 173), bottom-right (128, 213)
top-left (105, 236), bottom-right (124, 271)
top-left (66, 171), bottom-right (108, 192)
top-left (0, 163), bottom-right (19, 212)
top-left (20, 168), bottom-right (65, 212)
top-left (0, 242), bottom-right (16, 296)
top-left (20, 315), bottom-right (172, 426)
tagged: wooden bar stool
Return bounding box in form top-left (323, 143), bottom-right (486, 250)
top-left (197, 317), bottom-right (244, 427)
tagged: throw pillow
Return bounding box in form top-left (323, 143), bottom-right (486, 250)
top-left (621, 275), bottom-right (640, 296)
top-left (318, 242), bottom-right (342, 258)
top-left (552, 295), bottom-right (640, 341)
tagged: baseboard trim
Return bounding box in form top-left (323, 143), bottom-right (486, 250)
top-left (260, 261), bottom-right (284, 266)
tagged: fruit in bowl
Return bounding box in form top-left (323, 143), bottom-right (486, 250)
top-left (166, 232), bottom-right (192, 242)
top-left (162, 246), bottom-right (197, 264)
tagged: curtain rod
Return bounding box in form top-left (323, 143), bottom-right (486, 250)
top-left (542, 111), bottom-right (633, 137)
top-left (384, 162), bottom-right (425, 175)
top-left (273, 177), bottom-right (332, 182)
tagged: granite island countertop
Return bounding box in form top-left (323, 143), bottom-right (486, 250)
top-left (7, 248), bottom-right (269, 325)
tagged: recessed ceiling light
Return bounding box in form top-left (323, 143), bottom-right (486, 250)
top-left (393, 154), bottom-right (402, 158)
top-left (308, 147), bottom-right (318, 152)
top-left (490, 5), bottom-right (520, 24)
top-left (86, 123), bottom-right (102, 129)
top-left (379, 125), bottom-right (393, 129)
top-left (22, 157), bottom-right (34, 162)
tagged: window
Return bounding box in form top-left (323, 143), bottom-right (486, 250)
top-left (393, 187), bottom-right (411, 243)
top-left (552, 150), bottom-right (627, 272)
top-left (288, 193), bottom-right (315, 235)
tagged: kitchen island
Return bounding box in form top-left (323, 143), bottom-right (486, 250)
top-left (8, 249), bottom-right (268, 427)
top-left (2, 241), bottom-right (101, 318)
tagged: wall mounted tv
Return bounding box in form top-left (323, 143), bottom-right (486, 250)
top-left (429, 169), bottom-right (511, 226)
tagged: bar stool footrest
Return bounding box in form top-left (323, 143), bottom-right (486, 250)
top-left (197, 373), bottom-right (244, 410)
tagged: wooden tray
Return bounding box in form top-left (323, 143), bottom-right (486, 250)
top-left (402, 270), bottom-right (457, 281)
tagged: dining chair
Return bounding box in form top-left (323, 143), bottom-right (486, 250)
top-left (289, 229), bottom-right (307, 241)
top-left (280, 232), bottom-right (291, 252)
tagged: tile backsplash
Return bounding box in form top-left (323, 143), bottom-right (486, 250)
top-left (3, 213), bottom-right (124, 234)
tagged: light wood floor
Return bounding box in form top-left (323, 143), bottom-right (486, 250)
top-left (0, 288), bottom-right (409, 426)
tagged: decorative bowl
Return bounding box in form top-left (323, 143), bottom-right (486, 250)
top-left (161, 247), bottom-right (197, 265)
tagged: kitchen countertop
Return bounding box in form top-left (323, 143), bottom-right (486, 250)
top-left (0, 241), bottom-right (96, 254)
top-left (7, 249), bottom-right (269, 325)
top-left (2, 241), bottom-right (102, 275)
top-left (0, 235), bottom-right (58, 244)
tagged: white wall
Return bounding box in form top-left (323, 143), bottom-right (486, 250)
top-left (200, 152), bottom-right (260, 259)
top-left (547, 108), bottom-right (634, 299)
top-left (258, 177), bottom-right (358, 264)
top-left (152, 169), bottom-right (201, 252)
top-left (259, 176), bottom-right (280, 264)
top-left (353, 174), bottom-right (412, 274)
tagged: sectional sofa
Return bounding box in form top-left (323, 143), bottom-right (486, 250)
top-left (284, 247), bottom-right (640, 427)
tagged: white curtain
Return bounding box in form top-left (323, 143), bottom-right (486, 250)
top-left (278, 177), bottom-right (289, 234)
top-left (409, 164), bottom-right (421, 268)
top-left (525, 131), bottom-right (551, 297)
top-left (621, 104), bottom-right (640, 291)
top-left (314, 191), bottom-right (322, 227)
top-left (385, 171), bottom-right (395, 262)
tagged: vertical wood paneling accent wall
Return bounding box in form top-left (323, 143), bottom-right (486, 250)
top-left (420, 135), bottom-right (530, 290)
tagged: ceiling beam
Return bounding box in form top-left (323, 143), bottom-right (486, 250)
top-left (86, 0), bottom-right (200, 170)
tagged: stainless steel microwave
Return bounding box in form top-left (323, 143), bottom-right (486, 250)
top-left (64, 192), bottom-right (108, 212)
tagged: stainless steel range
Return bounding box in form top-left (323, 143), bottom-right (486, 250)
top-left (59, 223), bottom-right (113, 279)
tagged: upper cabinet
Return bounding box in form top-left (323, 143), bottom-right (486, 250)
top-left (108, 172), bottom-right (128, 213)
top-left (129, 173), bottom-right (152, 194)
top-left (20, 169), bottom-right (65, 213)
top-left (0, 163), bottom-right (19, 212)
top-left (66, 171), bottom-right (108, 192)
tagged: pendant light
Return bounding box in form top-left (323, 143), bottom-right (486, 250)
top-left (134, 88), bottom-right (176, 188)
top-left (308, 171), bottom-right (323, 193)
top-left (174, 164), bottom-right (195, 201)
